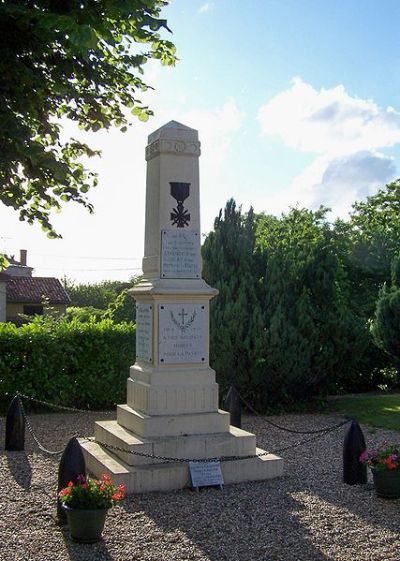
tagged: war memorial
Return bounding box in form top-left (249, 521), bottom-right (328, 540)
top-left (80, 121), bottom-right (283, 492)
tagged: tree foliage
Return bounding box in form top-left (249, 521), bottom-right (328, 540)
top-left (255, 207), bottom-right (357, 405)
top-left (202, 200), bottom-right (265, 401)
top-left (371, 255), bottom-right (400, 369)
top-left (0, 0), bottom-right (176, 237)
top-left (104, 288), bottom-right (136, 323)
top-left (202, 190), bottom-right (399, 410)
top-left (63, 278), bottom-right (133, 309)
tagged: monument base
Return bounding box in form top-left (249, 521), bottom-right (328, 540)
top-left (79, 408), bottom-right (283, 493)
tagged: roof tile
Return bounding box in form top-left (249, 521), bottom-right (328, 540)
top-left (6, 277), bottom-right (71, 304)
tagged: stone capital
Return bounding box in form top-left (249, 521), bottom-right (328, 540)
top-left (145, 120), bottom-right (201, 161)
top-left (145, 138), bottom-right (201, 161)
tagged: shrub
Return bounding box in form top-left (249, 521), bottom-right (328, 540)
top-left (0, 317), bottom-right (135, 411)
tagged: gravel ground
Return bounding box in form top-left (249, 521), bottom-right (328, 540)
top-left (1, 409), bottom-right (399, 561)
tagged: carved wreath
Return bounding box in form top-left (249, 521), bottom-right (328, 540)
top-left (170, 309), bottom-right (197, 331)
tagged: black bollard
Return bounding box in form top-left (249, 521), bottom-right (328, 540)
top-left (57, 437), bottom-right (86, 522)
top-left (5, 395), bottom-right (25, 451)
top-left (224, 386), bottom-right (242, 429)
top-left (343, 420), bottom-right (367, 485)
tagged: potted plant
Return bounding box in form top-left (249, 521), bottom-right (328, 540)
top-left (59, 473), bottom-right (125, 542)
top-left (359, 445), bottom-right (400, 499)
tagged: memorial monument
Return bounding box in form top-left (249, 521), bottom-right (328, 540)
top-left (80, 121), bottom-right (283, 492)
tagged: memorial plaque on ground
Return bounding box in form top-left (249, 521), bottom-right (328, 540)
top-left (189, 460), bottom-right (224, 489)
top-left (158, 303), bottom-right (207, 364)
top-left (161, 229), bottom-right (201, 279)
top-left (136, 304), bottom-right (153, 362)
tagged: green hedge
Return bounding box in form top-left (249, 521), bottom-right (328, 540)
top-left (0, 317), bottom-right (135, 411)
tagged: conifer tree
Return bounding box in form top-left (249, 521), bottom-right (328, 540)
top-left (371, 255), bottom-right (400, 379)
top-left (256, 207), bottom-right (353, 407)
top-left (202, 199), bottom-right (265, 401)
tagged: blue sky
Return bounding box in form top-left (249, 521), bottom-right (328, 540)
top-left (2, 0), bottom-right (400, 282)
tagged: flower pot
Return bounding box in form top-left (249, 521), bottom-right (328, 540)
top-left (372, 469), bottom-right (400, 499)
top-left (62, 505), bottom-right (109, 543)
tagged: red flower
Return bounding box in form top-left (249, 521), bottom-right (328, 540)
top-left (384, 458), bottom-right (397, 470)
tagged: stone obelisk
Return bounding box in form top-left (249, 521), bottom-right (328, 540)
top-left (80, 121), bottom-right (283, 492)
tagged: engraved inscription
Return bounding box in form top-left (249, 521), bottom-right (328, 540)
top-left (189, 461), bottom-right (224, 488)
top-left (136, 304), bottom-right (153, 362)
top-left (159, 303), bottom-right (207, 364)
top-left (161, 230), bottom-right (201, 279)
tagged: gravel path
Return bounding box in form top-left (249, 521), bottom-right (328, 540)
top-left (1, 409), bottom-right (399, 561)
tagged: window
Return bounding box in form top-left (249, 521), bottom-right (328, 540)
top-left (23, 305), bottom-right (44, 316)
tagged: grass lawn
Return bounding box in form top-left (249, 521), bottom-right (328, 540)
top-left (327, 393), bottom-right (400, 431)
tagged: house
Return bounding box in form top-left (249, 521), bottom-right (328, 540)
top-left (0, 249), bottom-right (70, 323)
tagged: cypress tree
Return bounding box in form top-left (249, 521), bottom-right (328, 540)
top-left (202, 200), bottom-right (265, 402)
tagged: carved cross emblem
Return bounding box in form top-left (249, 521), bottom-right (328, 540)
top-left (170, 182), bottom-right (191, 228)
top-left (170, 308), bottom-right (197, 331)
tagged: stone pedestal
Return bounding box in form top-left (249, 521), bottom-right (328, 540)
top-left (80, 121), bottom-right (283, 492)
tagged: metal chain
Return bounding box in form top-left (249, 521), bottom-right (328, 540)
top-left (80, 419), bottom-right (348, 464)
top-left (18, 397), bottom-right (72, 456)
top-left (17, 392), bottom-right (92, 413)
top-left (12, 392), bottom-right (351, 462)
top-left (18, 390), bottom-right (349, 435)
top-left (272, 421), bottom-right (351, 455)
top-left (236, 390), bottom-right (349, 435)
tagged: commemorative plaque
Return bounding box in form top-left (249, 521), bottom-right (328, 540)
top-left (189, 460), bottom-right (224, 489)
top-left (158, 303), bottom-right (207, 364)
top-left (161, 229), bottom-right (201, 279)
top-left (135, 304), bottom-right (153, 362)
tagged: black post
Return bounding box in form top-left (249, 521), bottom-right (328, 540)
top-left (224, 386), bottom-right (242, 429)
top-left (343, 420), bottom-right (367, 485)
top-left (57, 437), bottom-right (86, 522)
top-left (5, 395), bottom-right (25, 451)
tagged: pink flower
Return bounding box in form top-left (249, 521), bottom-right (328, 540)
top-left (359, 451), bottom-right (369, 463)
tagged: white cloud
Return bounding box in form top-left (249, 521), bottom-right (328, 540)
top-left (290, 151), bottom-right (396, 216)
top-left (177, 97), bottom-right (243, 168)
top-left (198, 3), bottom-right (215, 14)
top-left (258, 78), bottom-right (400, 216)
top-left (258, 77), bottom-right (400, 157)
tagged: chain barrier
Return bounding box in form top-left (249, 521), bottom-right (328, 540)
top-left (11, 392), bottom-right (351, 463)
top-left (18, 396), bottom-right (69, 456)
top-left (78, 417), bottom-right (349, 464)
top-left (236, 390), bottom-right (349, 435)
top-left (16, 392), bottom-right (92, 414)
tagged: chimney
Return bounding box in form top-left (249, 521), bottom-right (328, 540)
top-left (20, 249), bottom-right (27, 266)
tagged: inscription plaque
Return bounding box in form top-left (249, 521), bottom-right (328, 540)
top-left (161, 230), bottom-right (201, 279)
top-left (189, 461), bottom-right (224, 489)
top-left (136, 304), bottom-right (153, 362)
top-left (158, 303), bottom-right (207, 364)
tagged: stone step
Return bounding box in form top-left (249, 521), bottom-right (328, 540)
top-left (117, 403), bottom-right (230, 438)
top-left (79, 439), bottom-right (284, 494)
top-left (94, 420), bottom-right (257, 466)
top-left (79, 439), bottom-right (131, 489)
